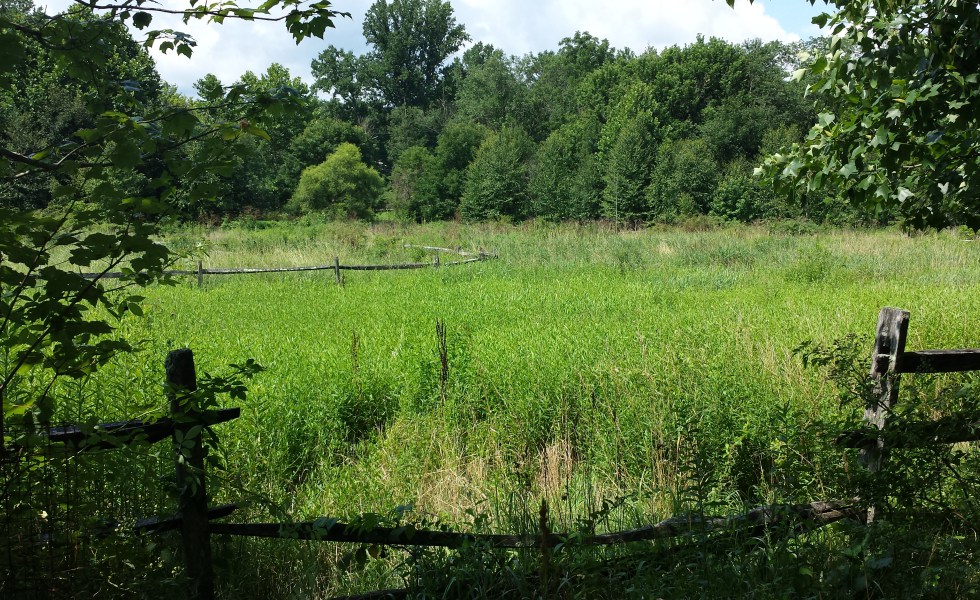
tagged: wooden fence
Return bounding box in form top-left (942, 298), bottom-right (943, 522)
top-left (835, 307), bottom-right (980, 521)
top-left (25, 307), bottom-right (980, 599)
top-left (79, 244), bottom-right (495, 287)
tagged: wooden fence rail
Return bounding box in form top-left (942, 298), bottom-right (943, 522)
top-left (46, 408), bottom-right (240, 451)
top-left (36, 349), bottom-right (236, 599)
top-left (77, 246), bottom-right (494, 284)
top-left (208, 501), bottom-right (861, 549)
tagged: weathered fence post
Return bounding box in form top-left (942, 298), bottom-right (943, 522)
top-left (197, 261), bottom-right (204, 289)
top-left (166, 349), bottom-right (215, 600)
top-left (863, 307), bottom-right (909, 522)
top-left (334, 256), bottom-right (341, 285)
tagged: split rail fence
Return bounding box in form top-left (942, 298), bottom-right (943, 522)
top-left (835, 307), bottom-right (980, 521)
top-left (79, 244), bottom-right (495, 287)
top-left (7, 307), bottom-right (980, 599)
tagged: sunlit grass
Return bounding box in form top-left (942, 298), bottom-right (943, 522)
top-left (90, 222), bottom-right (980, 597)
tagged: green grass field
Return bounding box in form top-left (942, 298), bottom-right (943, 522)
top-left (85, 222), bottom-right (980, 598)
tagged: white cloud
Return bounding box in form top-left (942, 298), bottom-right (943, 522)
top-left (456, 0), bottom-right (798, 57)
top-left (33, 0), bottom-right (815, 95)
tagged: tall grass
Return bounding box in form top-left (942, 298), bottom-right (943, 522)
top-left (84, 222), bottom-right (980, 597)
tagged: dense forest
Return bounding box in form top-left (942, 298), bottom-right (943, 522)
top-left (1, 0), bottom-right (871, 227)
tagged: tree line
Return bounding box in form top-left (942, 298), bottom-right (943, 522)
top-left (2, 0), bottom-right (977, 229)
top-left (0, 0), bottom-right (852, 226)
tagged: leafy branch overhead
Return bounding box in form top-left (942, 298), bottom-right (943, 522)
top-left (0, 0), bottom-right (344, 436)
top-left (736, 0), bottom-right (980, 230)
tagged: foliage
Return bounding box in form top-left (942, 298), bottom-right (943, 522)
top-left (288, 142), bottom-right (383, 219)
top-left (385, 105), bottom-right (445, 164)
top-left (112, 222), bottom-right (980, 597)
top-left (647, 138), bottom-right (720, 222)
top-left (360, 0), bottom-right (469, 109)
top-left (389, 145), bottom-right (448, 221)
top-left (289, 111), bottom-right (371, 179)
top-left (752, 0), bottom-right (980, 230)
top-left (453, 43), bottom-right (524, 131)
top-left (520, 32), bottom-right (618, 139)
top-left (530, 116), bottom-right (602, 221)
top-left (601, 114), bottom-right (657, 225)
top-left (1, 0), bottom-right (345, 440)
top-left (710, 158), bottom-right (786, 222)
top-left (459, 125), bottom-right (535, 222)
top-left (310, 0), bottom-right (467, 172)
top-left (188, 64), bottom-right (319, 216)
top-left (433, 117), bottom-right (489, 206)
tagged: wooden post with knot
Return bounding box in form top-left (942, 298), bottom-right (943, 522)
top-left (166, 348), bottom-right (215, 600)
top-left (863, 307), bottom-right (909, 522)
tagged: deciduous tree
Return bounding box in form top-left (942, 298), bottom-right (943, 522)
top-left (748, 0), bottom-right (980, 229)
top-left (288, 142), bottom-right (383, 219)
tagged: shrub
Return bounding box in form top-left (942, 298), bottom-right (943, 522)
top-left (389, 146), bottom-right (449, 221)
top-left (710, 158), bottom-right (785, 222)
top-left (287, 142), bottom-right (383, 219)
top-left (459, 124), bottom-right (535, 222)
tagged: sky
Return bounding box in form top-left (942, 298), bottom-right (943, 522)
top-left (37, 0), bottom-right (831, 96)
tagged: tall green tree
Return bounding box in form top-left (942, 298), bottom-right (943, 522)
top-left (433, 117), bottom-right (489, 207)
top-left (647, 138), bottom-right (720, 221)
top-left (459, 125), bottom-right (535, 222)
top-left (192, 64), bottom-right (318, 215)
top-left (453, 43), bottom-right (523, 131)
top-left (357, 0), bottom-right (467, 109)
top-left (521, 32), bottom-right (617, 139)
top-left (602, 115), bottom-right (657, 224)
top-left (530, 115), bottom-right (602, 221)
top-left (389, 145), bottom-right (446, 221)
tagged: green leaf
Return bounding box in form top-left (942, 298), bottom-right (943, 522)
top-left (132, 11), bottom-right (153, 29)
top-left (244, 125), bottom-right (271, 141)
top-left (110, 139), bottom-right (142, 169)
top-left (839, 162), bottom-right (858, 178)
top-left (163, 110), bottom-right (199, 136)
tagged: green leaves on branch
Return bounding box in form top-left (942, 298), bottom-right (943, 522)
top-left (0, 0), bottom-right (343, 432)
top-left (751, 0), bottom-right (980, 229)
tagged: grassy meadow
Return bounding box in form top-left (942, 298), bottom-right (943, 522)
top-left (82, 221), bottom-right (980, 598)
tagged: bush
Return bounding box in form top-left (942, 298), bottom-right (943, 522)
top-left (647, 138), bottom-right (719, 222)
top-left (459, 124), bottom-right (535, 222)
top-left (710, 158), bottom-right (785, 222)
top-left (287, 142), bottom-right (383, 219)
top-left (388, 146), bottom-right (449, 221)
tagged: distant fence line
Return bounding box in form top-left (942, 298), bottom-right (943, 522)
top-left (78, 244), bottom-right (496, 286)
